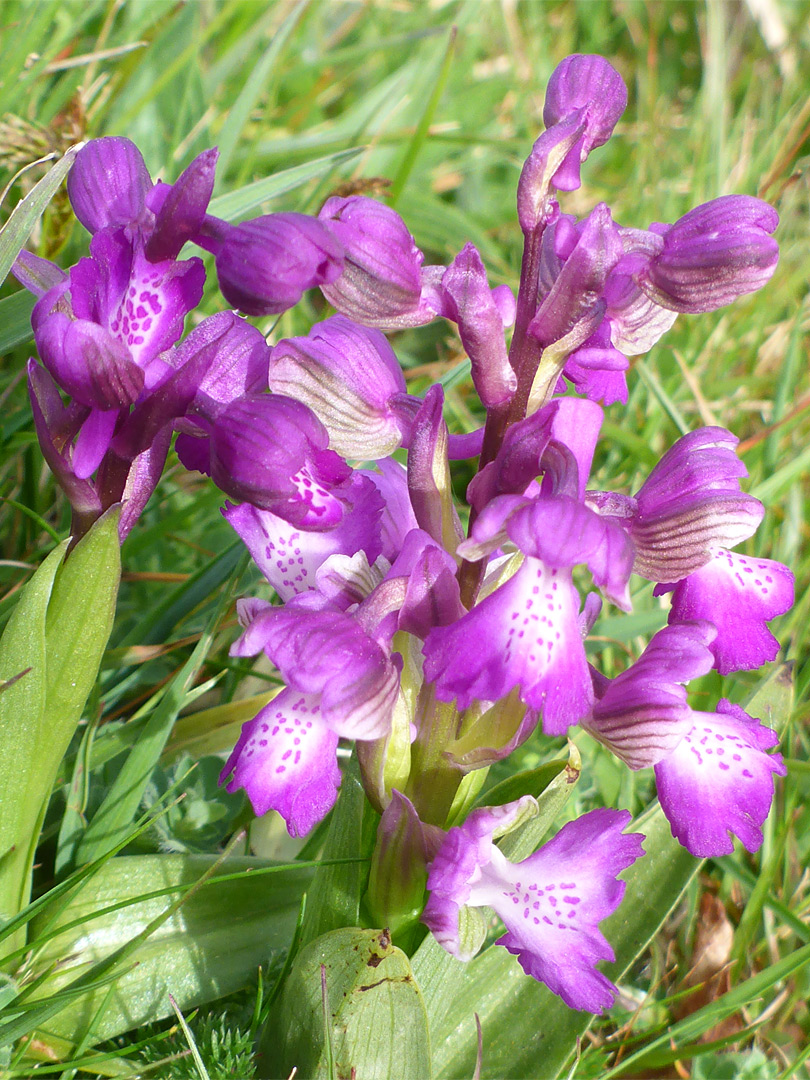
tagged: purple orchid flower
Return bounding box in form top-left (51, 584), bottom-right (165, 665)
top-left (423, 796), bottom-right (645, 1012)
top-left (584, 622), bottom-right (786, 856)
top-left (657, 549), bottom-right (794, 674)
top-left (221, 597), bottom-right (400, 835)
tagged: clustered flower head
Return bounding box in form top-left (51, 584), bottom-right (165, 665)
top-left (17, 53), bottom-right (791, 1014)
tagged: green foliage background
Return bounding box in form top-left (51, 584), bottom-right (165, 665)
top-left (0, 1), bottom-right (808, 1076)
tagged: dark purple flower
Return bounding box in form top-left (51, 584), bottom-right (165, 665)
top-left (423, 797), bottom-right (644, 1012)
top-left (637, 196), bottom-right (779, 313)
top-left (212, 213), bottom-right (344, 316)
top-left (318, 195), bottom-right (439, 328)
top-left (208, 394), bottom-right (352, 528)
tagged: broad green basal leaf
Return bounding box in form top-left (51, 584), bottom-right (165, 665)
top-left (26, 854), bottom-right (312, 1047)
top-left (259, 926), bottom-right (431, 1080)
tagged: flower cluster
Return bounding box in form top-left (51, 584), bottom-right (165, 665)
top-left (18, 53), bottom-right (791, 1013)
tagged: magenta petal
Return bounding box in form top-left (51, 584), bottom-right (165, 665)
top-left (492, 808), bottom-right (644, 1012)
top-left (67, 137), bottom-right (153, 234)
top-left (145, 147), bottom-right (218, 262)
top-left (220, 689), bottom-right (341, 837)
top-left (667, 550), bottom-right (794, 675)
top-left (72, 407), bottom-right (119, 479)
top-left (424, 557), bottom-right (592, 733)
top-left (38, 316), bottom-right (144, 410)
top-left (655, 699), bottom-right (786, 856)
top-left (223, 473), bottom-right (383, 601)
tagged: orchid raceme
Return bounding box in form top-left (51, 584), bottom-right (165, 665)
top-left (15, 49), bottom-right (792, 1028)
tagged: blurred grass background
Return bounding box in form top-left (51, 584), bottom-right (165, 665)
top-left (0, 0), bottom-right (808, 1076)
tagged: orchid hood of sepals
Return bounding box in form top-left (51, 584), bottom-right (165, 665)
top-left (583, 622), bottom-right (717, 770)
top-left (318, 195), bottom-right (438, 328)
top-left (222, 472), bottom-right (384, 603)
top-left (439, 244), bottom-right (517, 408)
top-left (267, 315), bottom-right (412, 459)
top-left (211, 212), bottom-right (344, 316)
top-left (423, 798), bottom-right (644, 1012)
top-left (637, 195), bottom-right (779, 313)
top-left (621, 426), bottom-right (764, 583)
top-left (67, 137), bottom-right (153, 235)
top-left (654, 699), bottom-right (786, 857)
top-left (542, 54), bottom-right (627, 192)
top-left (231, 603), bottom-right (399, 742)
top-left (658, 550), bottom-right (794, 675)
top-left (208, 394), bottom-right (352, 528)
top-left (67, 138), bottom-right (219, 264)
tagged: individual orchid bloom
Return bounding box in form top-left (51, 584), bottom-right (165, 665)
top-left (423, 483), bottom-right (634, 735)
top-left (583, 622), bottom-right (786, 856)
top-left (267, 315), bottom-right (415, 459)
top-left (222, 598), bottom-right (400, 835)
top-left (199, 212), bottom-right (344, 316)
top-left (656, 549), bottom-right (794, 675)
top-left (587, 427), bottom-right (764, 585)
top-left (27, 227), bottom-right (205, 479)
top-left (222, 471), bottom-right (385, 602)
top-left (203, 394), bottom-right (353, 528)
top-left (318, 194), bottom-right (440, 329)
top-left (422, 797), bottom-right (644, 1012)
top-left (634, 196), bottom-right (779, 314)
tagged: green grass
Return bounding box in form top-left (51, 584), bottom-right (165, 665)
top-left (0, 0), bottom-right (808, 1076)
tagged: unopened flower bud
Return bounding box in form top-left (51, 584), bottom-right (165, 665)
top-left (214, 213), bottom-right (344, 316)
top-left (318, 195), bottom-right (435, 328)
top-left (638, 195), bottom-right (779, 313)
top-left (542, 54), bottom-right (627, 191)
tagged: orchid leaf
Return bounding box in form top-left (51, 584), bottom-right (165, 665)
top-left (16, 853), bottom-right (311, 1046)
top-left (260, 927), bottom-right (431, 1080)
top-left (0, 144), bottom-right (81, 287)
top-left (299, 755), bottom-right (372, 949)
